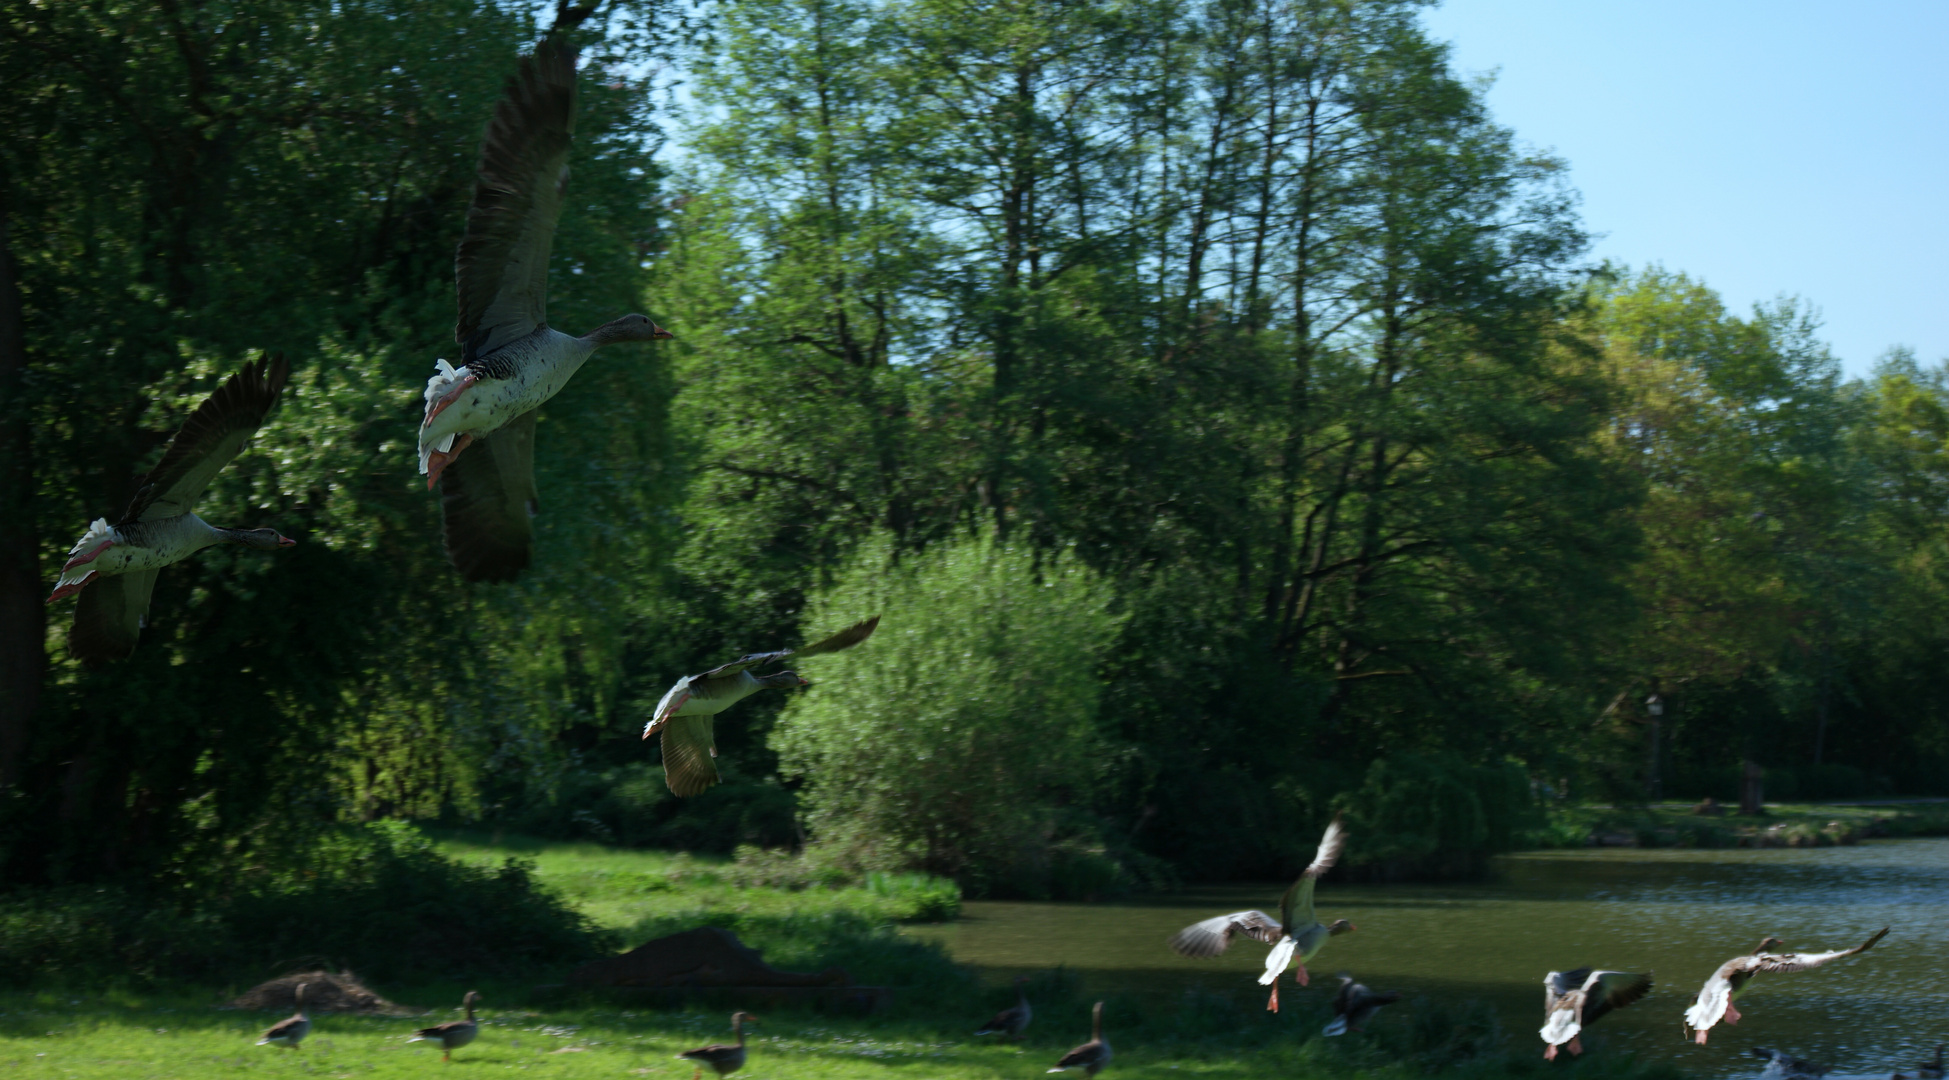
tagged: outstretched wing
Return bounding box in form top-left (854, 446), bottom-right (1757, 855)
top-left (659, 714), bottom-right (721, 797)
top-left (125, 353), bottom-right (289, 523)
top-left (1279, 816), bottom-right (1348, 929)
top-left (67, 569), bottom-right (159, 665)
top-left (1580, 970), bottom-right (1652, 1026)
top-left (455, 34), bottom-right (576, 360)
top-left (700, 615), bottom-right (882, 678)
top-left (1168, 910), bottom-right (1282, 959)
top-left (440, 410), bottom-right (538, 582)
top-left (1756, 927), bottom-right (1889, 973)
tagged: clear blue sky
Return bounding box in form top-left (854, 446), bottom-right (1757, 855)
top-left (1419, 1), bottom-right (1949, 378)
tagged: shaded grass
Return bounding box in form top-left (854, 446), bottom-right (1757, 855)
top-left (0, 985), bottom-right (1689, 1080)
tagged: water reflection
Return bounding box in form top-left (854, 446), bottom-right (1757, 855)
top-left (905, 839), bottom-right (1949, 1077)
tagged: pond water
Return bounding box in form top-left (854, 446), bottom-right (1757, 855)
top-left (905, 839), bottom-right (1949, 1078)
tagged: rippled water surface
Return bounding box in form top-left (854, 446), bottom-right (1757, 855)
top-left (905, 839), bottom-right (1949, 1077)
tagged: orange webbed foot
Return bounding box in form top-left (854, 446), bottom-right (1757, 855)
top-left (423, 373), bottom-right (479, 428)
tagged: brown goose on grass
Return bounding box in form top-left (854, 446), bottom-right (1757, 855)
top-left (1323, 973), bottom-right (1402, 1036)
top-left (419, 9), bottom-right (672, 583)
top-left (408, 990), bottom-right (480, 1062)
top-left (255, 981), bottom-right (311, 1049)
top-left (677, 1011), bottom-right (754, 1079)
top-left (47, 353), bottom-right (294, 664)
top-left (1683, 928), bottom-right (1888, 1044)
top-left (1046, 1001), bottom-right (1111, 1077)
top-left (1538, 967), bottom-right (1651, 1059)
top-left (642, 616), bottom-right (880, 796)
top-left (1167, 816), bottom-right (1352, 1012)
top-left (975, 976), bottom-right (1033, 1040)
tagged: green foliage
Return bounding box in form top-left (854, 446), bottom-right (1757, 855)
top-left (772, 534), bottom-right (1124, 893)
top-left (0, 822), bottom-right (601, 986)
top-left (1331, 754), bottom-right (1536, 879)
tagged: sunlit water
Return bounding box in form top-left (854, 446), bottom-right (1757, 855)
top-left (905, 840), bottom-right (1949, 1078)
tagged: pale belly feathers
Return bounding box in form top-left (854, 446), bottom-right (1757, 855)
top-left (418, 328), bottom-right (592, 470)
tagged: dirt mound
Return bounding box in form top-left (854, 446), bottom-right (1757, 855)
top-left (223, 971), bottom-right (415, 1015)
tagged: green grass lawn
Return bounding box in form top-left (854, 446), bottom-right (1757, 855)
top-left (0, 829), bottom-right (1688, 1080)
top-left (1532, 799), bottom-right (1949, 848)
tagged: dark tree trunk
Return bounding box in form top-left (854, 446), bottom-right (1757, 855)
top-left (0, 209), bottom-right (41, 789)
top-left (1739, 757), bottom-right (1765, 817)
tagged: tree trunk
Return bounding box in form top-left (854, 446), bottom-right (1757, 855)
top-left (1738, 757), bottom-right (1764, 817)
top-left (0, 209), bottom-right (41, 788)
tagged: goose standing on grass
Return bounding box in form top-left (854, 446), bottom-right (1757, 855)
top-left (1323, 973), bottom-right (1401, 1036)
top-left (419, 11), bottom-right (673, 582)
top-left (255, 981), bottom-right (311, 1049)
top-left (1538, 967), bottom-right (1651, 1060)
top-left (48, 353), bottom-right (294, 664)
top-left (1168, 817), bottom-right (1352, 1012)
top-left (642, 616), bottom-right (881, 796)
top-left (975, 976), bottom-right (1033, 1041)
top-left (1683, 928), bottom-right (1888, 1044)
top-left (677, 1011), bottom-right (754, 1079)
top-left (409, 990), bottom-right (480, 1062)
top-left (1047, 1001), bottom-right (1111, 1077)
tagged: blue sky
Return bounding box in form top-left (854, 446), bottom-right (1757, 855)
top-left (1419, 1), bottom-right (1949, 378)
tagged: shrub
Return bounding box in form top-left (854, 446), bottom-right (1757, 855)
top-left (0, 821), bottom-right (604, 986)
top-left (771, 533), bottom-right (1124, 894)
top-left (1332, 754), bottom-right (1536, 879)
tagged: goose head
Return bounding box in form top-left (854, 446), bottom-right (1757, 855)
top-left (228, 527), bottom-right (297, 550)
top-left (759, 670), bottom-right (811, 690)
top-left (585, 313), bottom-right (674, 346)
top-left (1327, 919), bottom-right (1357, 936)
top-left (1752, 935), bottom-right (1787, 953)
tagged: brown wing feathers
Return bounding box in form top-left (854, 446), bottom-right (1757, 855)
top-left (454, 35), bottom-right (576, 361)
top-left (125, 352), bottom-right (290, 523)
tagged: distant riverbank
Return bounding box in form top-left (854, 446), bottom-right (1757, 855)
top-left (1532, 799), bottom-right (1949, 850)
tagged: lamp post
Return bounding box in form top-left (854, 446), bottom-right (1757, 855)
top-left (1644, 692), bottom-right (1664, 803)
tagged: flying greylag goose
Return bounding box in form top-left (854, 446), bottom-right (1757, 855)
top-left (1750, 1046), bottom-right (1831, 1079)
top-left (418, 22), bottom-right (672, 582)
top-left (1168, 816), bottom-right (1352, 1012)
top-left (1538, 967), bottom-right (1651, 1059)
top-left (1323, 973), bottom-right (1401, 1036)
top-left (48, 353), bottom-right (294, 664)
top-left (975, 976), bottom-right (1033, 1040)
top-left (677, 1011), bottom-right (754, 1079)
top-left (255, 981), bottom-right (311, 1049)
top-left (1683, 928), bottom-right (1888, 1044)
top-left (408, 990), bottom-right (480, 1062)
top-left (1046, 1001), bottom-right (1111, 1076)
top-left (642, 615), bottom-right (880, 796)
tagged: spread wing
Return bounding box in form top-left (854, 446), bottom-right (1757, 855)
top-left (439, 410), bottom-right (538, 582)
top-left (1545, 967), bottom-right (1593, 1006)
top-left (700, 615), bottom-right (881, 678)
top-left (125, 353), bottom-right (289, 523)
top-left (1580, 970), bottom-right (1652, 1026)
top-left (455, 34), bottom-right (576, 359)
top-left (659, 714), bottom-right (721, 797)
top-left (1168, 910), bottom-right (1281, 958)
top-left (1279, 816), bottom-right (1347, 929)
top-left (67, 569), bottom-right (159, 665)
top-left (1755, 927), bottom-right (1889, 973)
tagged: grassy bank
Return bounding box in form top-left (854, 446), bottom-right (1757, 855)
top-left (1530, 800), bottom-right (1949, 849)
top-left (0, 828), bottom-right (1692, 1079)
top-left (0, 984), bottom-right (1686, 1080)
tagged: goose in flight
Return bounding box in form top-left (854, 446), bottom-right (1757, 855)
top-left (642, 616), bottom-right (880, 796)
top-left (1323, 973), bottom-right (1401, 1036)
top-left (48, 353), bottom-right (294, 664)
top-left (1683, 928), bottom-right (1888, 1044)
top-left (1167, 817), bottom-right (1352, 1012)
top-left (419, 21), bottom-right (671, 582)
top-left (1046, 1001), bottom-right (1110, 1076)
top-left (1538, 967), bottom-right (1651, 1059)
